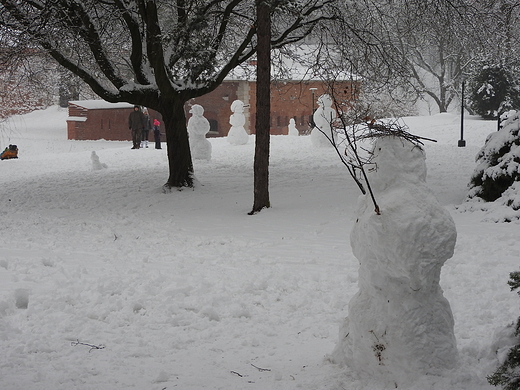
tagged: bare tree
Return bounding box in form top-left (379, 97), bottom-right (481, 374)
top-left (0, 0), bottom-right (334, 189)
top-left (394, 1), bottom-right (481, 113)
top-left (315, 0), bottom-right (486, 114)
top-left (0, 32), bottom-right (59, 116)
top-left (492, 0), bottom-right (520, 59)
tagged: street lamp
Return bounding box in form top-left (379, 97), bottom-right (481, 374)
top-left (458, 80), bottom-right (466, 147)
top-left (310, 87), bottom-right (318, 127)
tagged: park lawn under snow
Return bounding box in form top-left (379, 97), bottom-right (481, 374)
top-left (0, 106), bottom-right (518, 390)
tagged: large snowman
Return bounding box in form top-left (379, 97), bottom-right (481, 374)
top-left (227, 100), bottom-right (249, 145)
top-left (187, 104), bottom-right (212, 160)
top-left (330, 136), bottom-right (458, 387)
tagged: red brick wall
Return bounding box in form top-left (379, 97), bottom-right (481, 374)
top-left (66, 103), bottom-right (88, 140)
top-left (67, 104), bottom-right (134, 141)
top-left (250, 80), bottom-right (360, 135)
top-left (188, 82), bottom-right (242, 137)
top-left (67, 80), bottom-right (359, 140)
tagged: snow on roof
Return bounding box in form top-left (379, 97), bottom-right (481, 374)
top-left (69, 100), bottom-right (134, 110)
top-left (225, 44), bottom-right (359, 82)
top-left (66, 116), bottom-right (88, 122)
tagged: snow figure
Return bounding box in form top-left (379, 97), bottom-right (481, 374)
top-left (187, 104), bottom-right (212, 160)
top-left (288, 118), bottom-right (299, 136)
top-left (330, 136), bottom-right (458, 386)
top-left (311, 94), bottom-right (336, 147)
top-left (91, 151), bottom-right (107, 170)
top-left (227, 100), bottom-right (249, 145)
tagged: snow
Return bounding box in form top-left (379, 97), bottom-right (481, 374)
top-left (67, 116), bottom-right (88, 122)
top-left (225, 46), bottom-right (357, 82)
top-left (69, 100), bottom-right (134, 110)
top-left (0, 106), bottom-right (519, 390)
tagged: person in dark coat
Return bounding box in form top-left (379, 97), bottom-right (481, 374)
top-left (141, 109), bottom-right (152, 148)
top-left (128, 106), bottom-right (145, 149)
top-left (153, 119), bottom-right (162, 149)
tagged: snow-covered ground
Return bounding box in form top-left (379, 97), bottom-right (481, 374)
top-left (0, 106), bottom-right (518, 390)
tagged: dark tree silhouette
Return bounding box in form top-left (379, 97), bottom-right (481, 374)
top-left (250, 0), bottom-right (271, 214)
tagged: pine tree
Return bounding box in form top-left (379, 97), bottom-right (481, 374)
top-left (468, 63), bottom-right (520, 119)
top-left (488, 271), bottom-right (520, 390)
top-left (468, 110), bottom-right (520, 204)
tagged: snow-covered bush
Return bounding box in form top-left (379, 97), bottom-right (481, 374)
top-left (466, 110), bottom-right (520, 220)
top-left (488, 271), bottom-right (520, 390)
top-left (468, 64), bottom-right (520, 120)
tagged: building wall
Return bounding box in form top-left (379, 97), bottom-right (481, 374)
top-left (88, 108), bottom-right (135, 141)
top-left (187, 81), bottom-right (242, 137)
top-left (67, 103), bottom-right (135, 140)
top-left (66, 103), bottom-right (88, 140)
top-left (249, 80), bottom-right (360, 135)
top-left (67, 103), bottom-right (167, 141)
top-left (67, 80), bottom-right (360, 140)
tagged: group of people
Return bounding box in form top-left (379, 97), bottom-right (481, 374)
top-left (128, 106), bottom-right (162, 150)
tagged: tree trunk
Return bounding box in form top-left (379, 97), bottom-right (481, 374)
top-left (161, 98), bottom-right (194, 189)
top-left (250, 1), bottom-right (271, 214)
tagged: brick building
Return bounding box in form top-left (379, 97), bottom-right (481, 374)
top-left (188, 78), bottom-right (359, 136)
top-left (66, 79), bottom-right (359, 140)
top-left (67, 100), bottom-right (136, 141)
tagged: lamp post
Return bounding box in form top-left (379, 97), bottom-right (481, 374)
top-left (310, 87), bottom-right (317, 128)
top-left (458, 80), bottom-right (466, 147)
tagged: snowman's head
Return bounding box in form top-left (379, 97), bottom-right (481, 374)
top-left (317, 94), bottom-right (332, 108)
top-left (231, 100), bottom-right (244, 113)
top-left (190, 104), bottom-right (204, 116)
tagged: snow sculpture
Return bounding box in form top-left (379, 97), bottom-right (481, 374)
top-left (331, 136), bottom-right (458, 386)
top-left (288, 118), bottom-right (299, 136)
top-left (187, 104), bottom-right (212, 160)
top-left (91, 151), bottom-right (107, 170)
top-left (311, 94), bottom-right (336, 147)
top-left (227, 100), bottom-right (249, 145)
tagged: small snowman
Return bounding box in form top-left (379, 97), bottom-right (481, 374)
top-left (311, 94), bottom-right (336, 147)
top-left (288, 118), bottom-right (299, 136)
top-left (187, 104), bottom-right (212, 160)
top-left (91, 151), bottom-right (107, 170)
top-left (227, 100), bottom-right (249, 145)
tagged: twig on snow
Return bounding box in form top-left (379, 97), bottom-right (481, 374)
top-left (71, 339), bottom-right (105, 352)
top-left (251, 363), bottom-right (271, 372)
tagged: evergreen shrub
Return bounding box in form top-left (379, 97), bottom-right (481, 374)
top-left (488, 271), bottom-right (520, 390)
top-left (469, 64), bottom-right (520, 120)
top-left (468, 110), bottom-right (520, 204)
